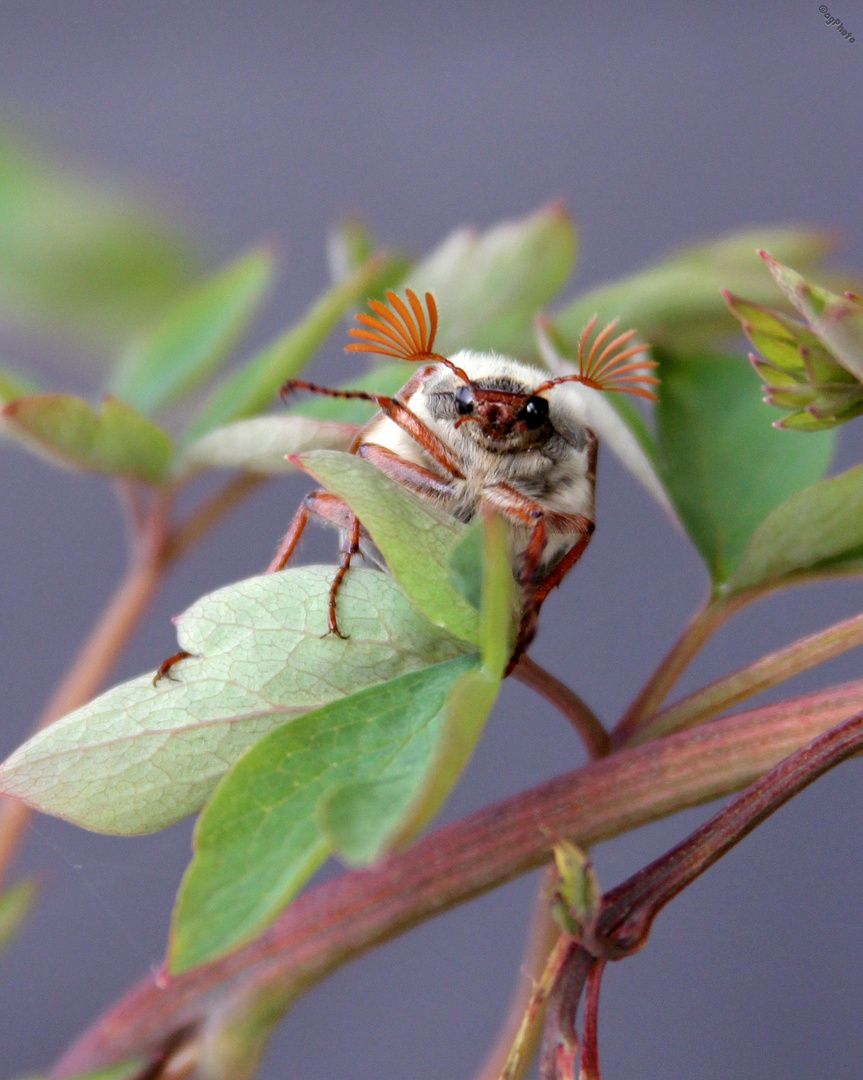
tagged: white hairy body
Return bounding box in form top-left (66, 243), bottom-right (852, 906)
top-left (359, 350), bottom-right (597, 574)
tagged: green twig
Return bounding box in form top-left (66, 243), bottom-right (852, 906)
top-left (628, 609), bottom-right (863, 745)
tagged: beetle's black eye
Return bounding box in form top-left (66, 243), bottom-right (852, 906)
top-left (454, 385), bottom-right (475, 415)
top-left (521, 395), bottom-right (549, 429)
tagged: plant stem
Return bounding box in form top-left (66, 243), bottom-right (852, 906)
top-left (165, 474), bottom-right (265, 564)
top-left (513, 656), bottom-right (609, 759)
top-left (598, 706), bottom-right (863, 953)
top-left (0, 474), bottom-right (266, 889)
top-left (0, 492), bottom-right (173, 887)
top-left (577, 960), bottom-right (605, 1080)
top-left (51, 677), bottom-right (863, 1074)
top-left (628, 609), bottom-right (863, 745)
top-left (610, 593), bottom-right (751, 747)
top-left (470, 868), bottom-right (562, 1080)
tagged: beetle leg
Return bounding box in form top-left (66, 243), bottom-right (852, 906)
top-left (326, 512), bottom-right (362, 638)
top-left (356, 443), bottom-right (455, 497)
top-left (267, 490), bottom-right (357, 573)
top-left (268, 490), bottom-right (363, 638)
top-left (152, 649), bottom-right (192, 687)
top-left (481, 484), bottom-right (595, 669)
top-left (283, 377), bottom-right (465, 479)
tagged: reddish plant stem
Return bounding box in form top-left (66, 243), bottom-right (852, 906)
top-left (598, 706), bottom-right (863, 953)
top-left (578, 960), bottom-right (605, 1080)
top-left (0, 491), bottom-right (173, 887)
top-left (52, 678), bottom-right (863, 1074)
top-left (611, 593), bottom-right (752, 747)
top-left (513, 655), bottom-right (609, 759)
top-left (628, 608), bottom-right (863, 745)
top-left (539, 940), bottom-right (589, 1080)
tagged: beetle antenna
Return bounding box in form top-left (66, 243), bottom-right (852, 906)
top-left (346, 289), bottom-right (471, 383)
top-left (535, 317), bottom-right (659, 400)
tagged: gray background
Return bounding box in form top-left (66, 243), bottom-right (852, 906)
top-left (1, 2), bottom-right (862, 1076)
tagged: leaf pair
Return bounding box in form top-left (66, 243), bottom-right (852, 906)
top-left (0, 449), bottom-right (516, 971)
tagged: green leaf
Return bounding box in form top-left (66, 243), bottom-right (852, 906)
top-left (448, 519), bottom-right (484, 610)
top-left (0, 365), bottom-right (39, 403)
top-left (185, 253), bottom-right (406, 440)
top-left (1, 393), bottom-right (173, 482)
top-left (654, 349), bottom-right (834, 587)
top-left (174, 415), bottom-right (359, 476)
top-left (109, 246), bottom-right (276, 413)
top-left (169, 653), bottom-right (478, 972)
top-left (729, 464), bottom-right (863, 592)
top-left (405, 202), bottom-right (577, 359)
top-left (0, 125), bottom-right (196, 348)
top-left (554, 227), bottom-right (835, 351)
top-left (0, 877), bottom-right (37, 953)
top-left (323, 512), bottom-right (514, 863)
top-left (296, 450), bottom-right (479, 643)
top-left (0, 567), bottom-right (469, 834)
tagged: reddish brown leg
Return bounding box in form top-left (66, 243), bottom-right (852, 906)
top-left (481, 483), bottom-right (595, 669)
top-left (531, 527), bottom-right (594, 608)
top-left (282, 378), bottom-right (465, 478)
top-left (327, 512), bottom-right (362, 638)
top-left (356, 443), bottom-right (454, 499)
top-left (267, 491), bottom-right (356, 573)
top-left (152, 650), bottom-right (191, 687)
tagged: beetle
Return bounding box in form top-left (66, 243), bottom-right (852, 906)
top-left (269, 289), bottom-right (657, 668)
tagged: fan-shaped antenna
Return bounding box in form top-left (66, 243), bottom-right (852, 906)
top-left (535, 316), bottom-right (659, 400)
top-left (346, 289), bottom-right (470, 383)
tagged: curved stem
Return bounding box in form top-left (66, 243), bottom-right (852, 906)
top-left (0, 492), bottom-right (173, 887)
top-left (52, 677), bottom-right (863, 1074)
top-left (630, 608), bottom-right (863, 745)
top-left (513, 655), bottom-right (609, 759)
top-left (611, 593), bottom-right (752, 748)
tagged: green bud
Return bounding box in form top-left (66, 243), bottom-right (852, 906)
top-left (724, 261), bottom-right (863, 430)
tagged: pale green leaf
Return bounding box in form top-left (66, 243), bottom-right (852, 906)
top-left (0, 568), bottom-right (468, 834)
top-left (169, 653), bottom-right (478, 972)
top-left (174, 415), bottom-right (359, 476)
top-left (405, 203), bottom-right (576, 359)
top-left (729, 464), bottom-right (863, 592)
top-left (554, 227), bottom-right (836, 350)
top-left (109, 246), bottom-right (276, 413)
top-left (1, 393), bottom-right (173, 482)
top-left (655, 349), bottom-right (834, 587)
top-left (296, 450), bottom-right (479, 643)
top-left (185, 254), bottom-right (406, 440)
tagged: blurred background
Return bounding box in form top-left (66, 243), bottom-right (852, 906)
top-left (0, 2), bottom-right (862, 1076)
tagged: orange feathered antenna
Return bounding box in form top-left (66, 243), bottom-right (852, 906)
top-left (346, 289), bottom-right (470, 382)
top-left (536, 316), bottom-right (659, 401)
